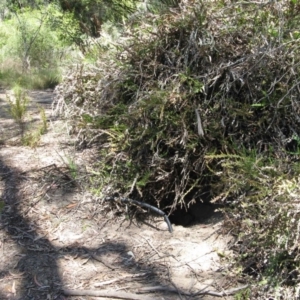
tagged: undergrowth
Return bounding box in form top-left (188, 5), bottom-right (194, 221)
top-left (5, 86), bottom-right (29, 138)
top-left (54, 0), bottom-right (300, 297)
top-left (22, 105), bottom-right (48, 148)
top-left (5, 86), bottom-right (49, 147)
top-left (0, 7), bottom-right (66, 89)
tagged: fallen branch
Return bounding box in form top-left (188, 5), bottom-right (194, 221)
top-left (138, 284), bottom-right (249, 297)
top-left (62, 289), bottom-right (156, 300)
top-left (196, 284), bottom-right (249, 297)
top-left (94, 272), bottom-right (148, 287)
top-left (87, 251), bottom-right (117, 270)
top-left (62, 284), bottom-right (249, 299)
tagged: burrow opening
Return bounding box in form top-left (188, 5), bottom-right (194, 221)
top-left (169, 202), bottom-right (224, 227)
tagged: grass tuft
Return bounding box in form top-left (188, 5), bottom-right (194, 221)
top-left (5, 86), bottom-right (30, 137)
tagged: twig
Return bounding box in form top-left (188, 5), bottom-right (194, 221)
top-left (195, 109), bottom-right (204, 137)
top-left (138, 234), bottom-right (161, 257)
top-left (24, 183), bottom-right (52, 216)
top-left (167, 265), bottom-right (184, 300)
top-left (137, 284), bottom-right (249, 297)
top-left (87, 251), bottom-right (117, 270)
top-left (194, 284), bottom-right (249, 297)
top-left (129, 175), bottom-right (138, 194)
top-left (62, 288), bottom-right (156, 300)
top-left (94, 272), bottom-right (148, 287)
top-left (137, 285), bottom-right (191, 295)
top-left (20, 163), bottom-right (57, 175)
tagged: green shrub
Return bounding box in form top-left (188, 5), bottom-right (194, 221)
top-left (21, 105), bottom-right (48, 148)
top-left (206, 151), bottom-right (300, 291)
top-left (5, 85), bottom-right (30, 137)
top-left (54, 1), bottom-right (300, 296)
top-left (0, 7), bottom-right (65, 88)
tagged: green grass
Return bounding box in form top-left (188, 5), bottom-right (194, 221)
top-left (5, 86), bottom-right (30, 137)
top-left (0, 67), bottom-right (61, 90)
top-left (22, 131), bottom-right (41, 148)
top-left (5, 86), bottom-right (49, 147)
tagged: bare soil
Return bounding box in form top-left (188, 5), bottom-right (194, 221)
top-left (0, 90), bottom-right (246, 299)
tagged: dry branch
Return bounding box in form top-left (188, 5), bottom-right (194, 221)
top-left (138, 284), bottom-right (249, 297)
top-left (62, 284), bottom-right (249, 298)
top-left (62, 288), bottom-right (156, 300)
top-left (94, 272), bottom-right (148, 287)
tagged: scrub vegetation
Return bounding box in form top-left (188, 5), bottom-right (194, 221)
top-left (2, 0), bottom-right (300, 298)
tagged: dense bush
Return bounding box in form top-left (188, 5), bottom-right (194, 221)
top-left (54, 0), bottom-right (300, 297)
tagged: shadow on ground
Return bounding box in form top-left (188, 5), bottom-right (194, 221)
top-left (0, 155), bottom-right (206, 299)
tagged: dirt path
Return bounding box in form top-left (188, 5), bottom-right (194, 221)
top-left (0, 90), bottom-right (246, 299)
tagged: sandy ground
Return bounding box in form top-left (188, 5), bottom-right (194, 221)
top-left (0, 90), bottom-right (246, 299)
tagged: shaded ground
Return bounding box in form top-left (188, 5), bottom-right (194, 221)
top-left (0, 90), bottom-right (247, 299)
